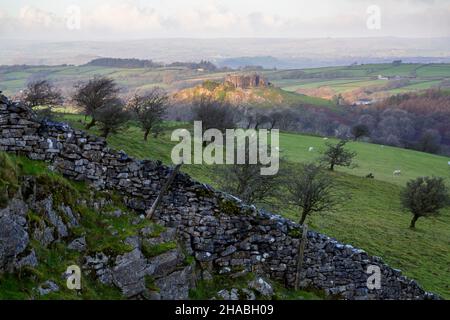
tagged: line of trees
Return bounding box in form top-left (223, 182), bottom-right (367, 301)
top-left (21, 77), bottom-right (170, 140)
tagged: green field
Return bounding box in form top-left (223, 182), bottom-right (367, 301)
top-left (280, 79), bottom-right (389, 93)
top-left (280, 133), bottom-right (450, 186)
top-left (387, 80), bottom-right (444, 94)
top-left (54, 112), bottom-right (450, 298)
top-left (265, 63), bottom-right (450, 103)
top-left (0, 65), bottom-right (218, 96)
top-left (2, 62), bottom-right (450, 106)
top-left (248, 87), bottom-right (334, 108)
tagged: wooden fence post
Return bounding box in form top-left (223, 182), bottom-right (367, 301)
top-left (146, 164), bottom-right (182, 220)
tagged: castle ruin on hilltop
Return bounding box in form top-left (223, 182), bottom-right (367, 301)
top-left (224, 73), bottom-right (268, 89)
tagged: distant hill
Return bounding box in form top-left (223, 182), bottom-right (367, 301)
top-left (3, 38), bottom-right (450, 67)
top-left (85, 58), bottom-right (162, 68)
top-left (166, 60), bottom-right (219, 72)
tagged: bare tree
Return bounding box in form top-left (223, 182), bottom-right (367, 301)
top-left (22, 80), bottom-right (63, 109)
top-left (127, 88), bottom-right (169, 141)
top-left (94, 99), bottom-right (129, 138)
top-left (401, 176), bottom-right (449, 229)
top-left (320, 140), bottom-right (357, 171)
top-left (243, 109), bottom-right (272, 129)
top-left (285, 163), bottom-right (338, 225)
top-left (191, 96), bottom-right (236, 132)
top-left (274, 108), bottom-right (298, 131)
top-left (351, 124), bottom-right (370, 141)
top-left (417, 129), bottom-right (441, 154)
top-left (267, 110), bottom-right (285, 129)
top-left (72, 77), bottom-right (120, 129)
top-left (216, 162), bottom-right (282, 206)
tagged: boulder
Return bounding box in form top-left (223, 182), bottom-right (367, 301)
top-left (217, 288), bottom-right (239, 300)
top-left (39, 197), bottom-right (68, 238)
top-left (112, 249), bottom-right (149, 298)
top-left (0, 214), bottom-right (29, 271)
top-left (60, 205), bottom-right (79, 228)
top-left (68, 237), bottom-right (87, 252)
top-left (248, 277), bottom-right (273, 298)
top-left (37, 280), bottom-right (60, 296)
top-left (84, 252), bottom-right (112, 285)
top-left (155, 265), bottom-right (195, 300)
top-left (147, 249), bottom-right (183, 278)
top-left (16, 249), bottom-right (38, 269)
top-left (32, 225), bottom-right (55, 247)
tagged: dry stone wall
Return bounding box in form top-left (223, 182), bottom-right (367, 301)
top-left (0, 94), bottom-right (440, 300)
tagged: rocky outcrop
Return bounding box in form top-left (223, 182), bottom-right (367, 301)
top-left (0, 182), bottom-right (195, 300)
top-left (0, 200), bottom-right (30, 272)
top-left (155, 265), bottom-right (195, 300)
top-left (225, 73), bottom-right (267, 89)
top-left (37, 280), bottom-right (60, 296)
top-left (0, 93), bottom-right (441, 300)
top-left (112, 248), bottom-right (150, 298)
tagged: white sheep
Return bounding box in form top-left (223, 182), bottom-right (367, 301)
top-left (308, 147), bottom-right (314, 152)
top-left (393, 170), bottom-right (402, 177)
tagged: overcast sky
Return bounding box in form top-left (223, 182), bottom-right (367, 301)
top-left (0, 0), bottom-right (449, 40)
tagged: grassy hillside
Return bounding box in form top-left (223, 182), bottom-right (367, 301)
top-left (54, 112), bottom-right (450, 298)
top-left (280, 133), bottom-right (450, 186)
top-left (304, 173), bottom-right (449, 300)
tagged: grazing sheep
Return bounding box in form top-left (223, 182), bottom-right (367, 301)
top-left (393, 170), bottom-right (402, 177)
top-left (308, 147), bottom-right (314, 152)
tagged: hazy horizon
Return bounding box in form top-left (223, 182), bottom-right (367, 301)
top-left (2, 37), bottom-right (450, 67)
top-left (1, 0), bottom-right (449, 41)
top-left (1, 1), bottom-right (450, 67)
